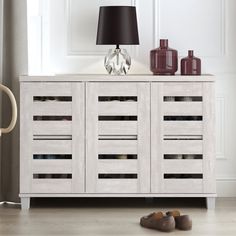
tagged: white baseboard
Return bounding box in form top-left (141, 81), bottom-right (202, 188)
top-left (216, 178), bottom-right (236, 197)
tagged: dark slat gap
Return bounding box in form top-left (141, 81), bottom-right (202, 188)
top-left (164, 174), bottom-right (203, 179)
top-left (98, 136), bottom-right (137, 140)
top-left (33, 96), bottom-right (72, 102)
top-left (164, 154), bottom-right (203, 160)
top-left (163, 137), bottom-right (202, 140)
top-left (33, 174), bottom-right (72, 179)
top-left (98, 154), bottom-right (137, 160)
top-left (98, 174), bottom-right (138, 179)
top-left (163, 96), bottom-right (202, 102)
top-left (33, 154), bottom-right (72, 160)
top-left (164, 116), bottom-right (202, 121)
top-left (98, 96), bottom-right (137, 102)
top-left (33, 116), bottom-right (72, 121)
top-left (99, 116), bottom-right (137, 121)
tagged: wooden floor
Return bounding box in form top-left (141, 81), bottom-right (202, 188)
top-left (0, 198), bottom-right (235, 235)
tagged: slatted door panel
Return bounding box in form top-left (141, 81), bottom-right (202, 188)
top-left (151, 82), bottom-right (215, 194)
top-left (20, 82), bottom-right (85, 194)
top-left (86, 82), bottom-right (150, 193)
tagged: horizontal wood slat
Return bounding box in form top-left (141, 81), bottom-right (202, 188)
top-left (163, 179), bottom-right (203, 193)
top-left (163, 140), bottom-right (203, 154)
top-left (98, 83), bottom-right (138, 96)
top-left (96, 179), bottom-right (138, 193)
top-left (164, 121), bottom-right (202, 135)
top-left (98, 160), bottom-right (138, 173)
top-left (98, 121), bottom-right (137, 135)
top-left (33, 140), bottom-right (72, 154)
top-left (163, 160), bottom-right (203, 173)
top-left (163, 102), bottom-right (202, 116)
top-left (33, 102), bottom-right (72, 116)
top-left (31, 179), bottom-right (72, 193)
top-left (33, 121), bottom-right (72, 135)
top-left (98, 140), bottom-right (137, 154)
top-left (29, 83), bottom-right (72, 96)
top-left (98, 102), bottom-right (137, 116)
top-left (32, 160), bottom-right (72, 173)
top-left (163, 83), bottom-right (202, 96)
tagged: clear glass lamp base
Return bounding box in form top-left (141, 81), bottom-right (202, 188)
top-left (104, 48), bottom-right (131, 75)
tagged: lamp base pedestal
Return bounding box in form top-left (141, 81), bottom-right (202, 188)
top-left (104, 48), bottom-right (131, 75)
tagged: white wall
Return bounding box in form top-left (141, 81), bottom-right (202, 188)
top-left (27, 0), bottom-right (236, 196)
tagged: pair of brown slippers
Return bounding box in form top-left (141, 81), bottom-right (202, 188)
top-left (140, 210), bottom-right (192, 232)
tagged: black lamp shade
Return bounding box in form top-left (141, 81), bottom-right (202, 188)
top-left (96, 6), bottom-right (139, 45)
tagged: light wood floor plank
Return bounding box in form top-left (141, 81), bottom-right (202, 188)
top-left (0, 198), bottom-right (235, 236)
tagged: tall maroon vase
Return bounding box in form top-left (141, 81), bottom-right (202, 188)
top-left (150, 39), bottom-right (178, 75)
top-left (181, 50), bottom-right (201, 75)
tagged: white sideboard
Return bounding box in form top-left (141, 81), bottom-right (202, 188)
top-left (19, 75), bottom-right (216, 210)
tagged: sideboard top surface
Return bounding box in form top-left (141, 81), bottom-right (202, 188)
top-left (20, 74), bottom-right (215, 82)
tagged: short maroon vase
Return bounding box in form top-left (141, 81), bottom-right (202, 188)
top-left (150, 39), bottom-right (178, 75)
top-left (181, 50), bottom-right (201, 75)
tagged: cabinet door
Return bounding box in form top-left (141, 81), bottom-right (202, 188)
top-left (86, 83), bottom-right (150, 193)
top-left (20, 82), bottom-right (85, 194)
top-left (151, 82), bottom-right (215, 194)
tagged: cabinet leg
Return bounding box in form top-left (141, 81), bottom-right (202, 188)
top-left (206, 197), bottom-right (215, 210)
top-left (21, 197), bottom-right (30, 210)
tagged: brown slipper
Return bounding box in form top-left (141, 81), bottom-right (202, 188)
top-left (166, 210), bottom-right (192, 231)
top-left (140, 212), bottom-right (175, 232)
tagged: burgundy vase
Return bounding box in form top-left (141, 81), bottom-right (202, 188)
top-left (181, 50), bottom-right (201, 75)
top-left (150, 39), bottom-right (178, 75)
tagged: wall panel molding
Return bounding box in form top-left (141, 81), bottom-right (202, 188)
top-left (66, 0), bottom-right (137, 56)
top-left (153, 0), bottom-right (159, 48)
top-left (216, 95), bottom-right (225, 160)
top-left (220, 0), bottom-right (226, 57)
top-left (217, 177), bottom-right (236, 181)
top-left (154, 0), bottom-right (226, 58)
top-left (66, 0), bottom-right (104, 56)
top-left (216, 178), bottom-right (236, 197)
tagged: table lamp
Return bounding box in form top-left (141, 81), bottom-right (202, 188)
top-left (96, 6), bottom-right (139, 75)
